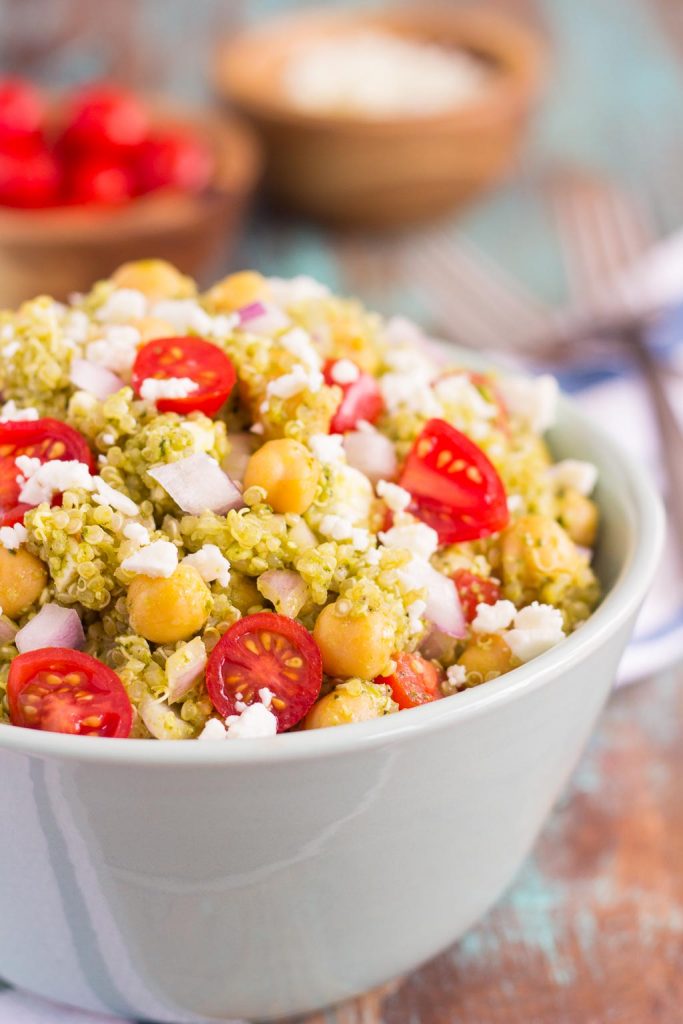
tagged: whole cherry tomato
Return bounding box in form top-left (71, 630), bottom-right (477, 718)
top-left (61, 84), bottom-right (148, 154)
top-left (0, 144), bottom-right (60, 208)
top-left (137, 129), bottom-right (214, 194)
top-left (0, 77), bottom-right (44, 146)
top-left (65, 154), bottom-right (136, 205)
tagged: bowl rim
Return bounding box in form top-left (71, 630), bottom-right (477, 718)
top-left (0, 386), bottom-right (664, 766)
top-left (213, 5), bottom-right (547, 133)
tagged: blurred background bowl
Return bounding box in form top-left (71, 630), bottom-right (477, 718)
top-left (0, 102), bottom-right (261, 308)
top-left (214, 5), bottom-right (545, 229)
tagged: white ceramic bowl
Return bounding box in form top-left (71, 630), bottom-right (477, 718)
top-left (0, 392), bottom-right (663, 1022)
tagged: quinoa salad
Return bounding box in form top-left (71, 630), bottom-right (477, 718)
top-left (0, 261), bottom-right (601, 740)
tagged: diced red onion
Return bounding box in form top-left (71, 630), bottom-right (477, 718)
top-left (419, 627), bottom-right (459, 663)
top-left (15, 604), bottom-right (85, 654)
top-left (222, 433), bottom-right (257, 482)
top-left (148, 453), bottom-right (243, 516)
top-left (401, 559), bottom-right (465, 638)
top-left (166, 638), bottom-right (207, 703)
top-left (258, 569), bottom-right (308, 618)
top-left (0, 615), bottom-right (18, 644)
top-left (237, 301), bottom-right (289, 335)
top-left (69, 359), bottom-right (124, 400)
top-left (343, 430), bottom-right (397, 485)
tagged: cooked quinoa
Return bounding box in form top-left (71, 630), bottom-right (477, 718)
top-left (0, 261), bottom-right (601, 740)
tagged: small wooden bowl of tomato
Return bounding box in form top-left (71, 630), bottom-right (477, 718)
top-left (0, 80), bottom-right (261, 307)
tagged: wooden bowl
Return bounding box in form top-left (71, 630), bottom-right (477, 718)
top-left (0, 104), bottom-right (261, 308)
top-left (214, 6), bottom-right (546, 229)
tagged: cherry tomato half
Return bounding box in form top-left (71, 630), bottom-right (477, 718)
top-left (136, 129), bottom-right (214, 194)
top-left (0, 502), bottom-right (34, 528)
top-left (0, 418), bottom-right (94, 512)
top-left (8, 648), bottom-right (132, 737)
top-left (323, 359), bottom-right (384, 433)
top-left (376, 652), bottom-right (444, 710)
top-left (399, 418), bottom-right (509, 544)
top-left (0, 78), bottom-right (44, 146)
top-left (206, 612), bottom-right (323, 732)
top-left (452, 569), bottom-right (501, 623)
top-left (0, 144), bottom-right (61, 208)
top-left (61, 84), bottom-right (148, 154)
top-left (132, 336), bottom-right (237, 416)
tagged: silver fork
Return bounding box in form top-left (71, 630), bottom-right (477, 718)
top-left (550, 171), bottom-right (683, 559)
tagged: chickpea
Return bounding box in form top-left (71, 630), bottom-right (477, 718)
top-left (457, 634), bottom-right (514, 684)
top-left (204, 270), bottom-right (270, 313)
top-left (501, 514), bottom-right (580, 589)
top-left (131, 316), bottom-right (177, 343)
top-left (127, 565), bottom-right (211, 644)
top-left (244, 439), bottom-right (320, 515)
top-left (0, 547), bottom-right (47, 619)
top-left (558, 489), bottom-right (598, 547)
top-left (313, 602), bottom-right (394, 679)
top-left (111, 260), bottom-right (195, 300)
top-left (305, 679), bottom-right (397, 729)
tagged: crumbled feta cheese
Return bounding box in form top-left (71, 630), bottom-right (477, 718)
top-left (379, 371), bottom-right (442, 417)
top-left (86, 325), bottom-right (141, 373)
top-left (504, 602), bottom-right (566, 662)
top-left (322, 464), bottom-right (374, 524)
top-left (198, 718), bottom-right (228, 741)
top-left (446, 664), bottom-right (467, 688)
top-left (351, 527), bottom-right (370, 551)
top-left (407, 598), bottom-right (427, 635)
top-left (496, 374), bottom-right (558, 434)
top-left (507, 494), bottom-right (524, 513)
top-left (319, 514), bottom-right (353, 541)
top-left (266, 364), bottom-right (323, 401)
top-left (182, 418), bottom-right (216, 454)
top-left (226, 701), bottom-right (278, 739)
top-left (140, 377), bottom-right (199, 403)
top-left (96, 289), bottom-right (147, 324)
top-left (268, 275), bottom-right (330, 307)
top-left (547, 459), bottom-right (598, 496)
top-left (380, 522), bottom-right (439, 561)
top-left (92, 477), bottom-right (139, 516)
top-left (471, 599), bottom-right (516, 634)
top-left (376, 480), bottom-right (411, 513)
top-left (150, 299), bottom-right (213, 336)
top-left (2, 340), bottom-right (19, 359)
top-left (120, 539), bottom-right (178, 579)
top-left (63, 309), bottom-right (90, 344)
top-left (309, 432), bottom-right (345, 465)
top-left (434, 373), bottom-right (498, 421)
top-left (101, 433), bottom-right (116, 446)
top-left (182, 544), bottom-right (231, 588)
top-left (0, 400), bottom-right (39, 422)
top-left (17, 458), bottom-right (93, 505)
top-left (279, 327), bottom-right (321, 371)
top-left (258, 687), bottom-right (273, 708)
top-left (329, 358), bottom-right (360, 385)
top-left (0, 523), bottom-right (27, 550)
top-left (123, 522), bottom-right (150, 547)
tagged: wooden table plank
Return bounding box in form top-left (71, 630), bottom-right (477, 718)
top-left (305, 671), bottom-right (683, 1024)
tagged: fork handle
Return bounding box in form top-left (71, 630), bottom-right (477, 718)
top-left (622, 323), bottom-right (683, 559)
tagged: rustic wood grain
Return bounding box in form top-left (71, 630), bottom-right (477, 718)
top-left (296, 671), bottom-right (683, 1024)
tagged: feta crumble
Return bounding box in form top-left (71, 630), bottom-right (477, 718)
top-left (150, 299), bottom-right (213, 336)
top-left (182, 544), bottom-right (231, 588)
top-left (309, 432), bottom-right (345, 465)
top-left (496, 374), bottom-right (558, 434)
top-left (379, 522), bottom-right (439, 561)
top-left (504, 603), bottom-right (566, 662)
top-left (446, 664), bottom-right (467, 688)
top-left (120, 539), bottom-right (179, 579)
top-left (329, 358), bottom-right (360, 385)
top-left (123, 522), bottom-right (150, 547)
top-left (86, 325), bottom-right (141, 374)
top-left (376, 480), bottom-right (411, 513)
top-left (471, 599), bottom-right (517, 634)
top-left (140, 377), bottom-right (199, 403)
top-left (0, 400), bottom-right (39, 422)
top-left (279, 326), bottom-right (321, 371)
top-left (226, 701), bottom-right (278, 739)
top-left (17, 458), bottom-right (93, 505)
top-left (547, 459), bottom-right (598, 496)
top-left (0, 522), bottom-right (27, 550)
top-left (268, 275), bottom-right (330, 307)
top-left (266, 364), bottom-right (323, 401)
top-left (96, 289), bottom-right (147, 324)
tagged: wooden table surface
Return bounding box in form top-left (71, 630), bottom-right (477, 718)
top-left (299, 669), bottom-right (683, 1024)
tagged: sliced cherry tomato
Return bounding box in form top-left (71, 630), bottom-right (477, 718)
top-left (206, 612), bottom-right (323, 732)
top-left (399, 418), bottom-right (509, 544)
top-left (137, 129), bottom-right (214, 194)
top-left (0, 502), bottom-right (34, 528)
top-left (452, 569), bottom-right (501, 623)
top-left (131, 336), bottom-right (237, 416)
top-left (7, 648), bottom-right (132, 737)
top-left (65, 153), bottom-right (136, 205)
top-left (376, 652), bottom-right (444, 710)
top-left (0, 78), bottom-right (44, 146)
top-left (61, 84), bottom-right (148, 154)
top-left (0, 418), bottom-right (94, 513)
top-left (0, 144), bottom-right (61, 208)
top-left (323, 359), bottom-right (384, 433)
